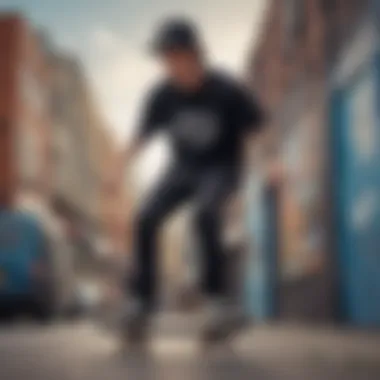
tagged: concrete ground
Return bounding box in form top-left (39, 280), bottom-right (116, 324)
top-left (0, 316), bottom-right (379, 380)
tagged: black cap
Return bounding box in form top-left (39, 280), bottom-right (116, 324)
top-left (151, 18), bottom-right (200, 55)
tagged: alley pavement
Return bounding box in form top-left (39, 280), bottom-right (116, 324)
top-left (0, 316), bottom-right (380, 380)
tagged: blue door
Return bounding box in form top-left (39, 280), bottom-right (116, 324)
top-left (332, 53), bottom-right (380, 325)
top-left (244, 174), bottom-right (277, 321)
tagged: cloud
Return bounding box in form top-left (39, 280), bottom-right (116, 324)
top-left (86, 27), bottom-right (160, 142)
top-left (91, 28), bottom-right (124, 51)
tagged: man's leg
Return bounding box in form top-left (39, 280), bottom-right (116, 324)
top-left (130, 166), bottom-right (193, 311)
top-left (194, 166), bottom-right (238, 298)
top-left (193, 165), bottom-right (242, 342)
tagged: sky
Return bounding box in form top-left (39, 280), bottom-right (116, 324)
top-left (1, 0), bottom-right (268, 188)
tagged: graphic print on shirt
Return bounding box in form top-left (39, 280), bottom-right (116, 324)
top-left (172, 108), bottom-right (222, 152)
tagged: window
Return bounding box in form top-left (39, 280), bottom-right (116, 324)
top-left (322, 0), bottom-right (341, 65)
top-left (321, 0), bottom-right (336, 14)
top-left (54, 126), bottom-right (70, 153)
top-left (17, 125), bottom-right (41, 185)
top-left (283, 0), bottom-right (307, 58)
top-left (19, 68), bottom-right (46, 114)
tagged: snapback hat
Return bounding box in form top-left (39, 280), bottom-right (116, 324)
top-left (150, 18), bottom-right (201, 55)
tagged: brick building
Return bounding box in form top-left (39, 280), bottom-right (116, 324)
top-left (44, 48), bottom-right (99, 265)
top-left (246, 0), bottom-right (370, 322)
top-left (0, 14), bottom-right (50, 210)
top-left (44, 38), bottom-right (129, 267)
top-left (0, 12), bottom-right (132, 287)
top-left (92, 125), bottom-right (130, 258)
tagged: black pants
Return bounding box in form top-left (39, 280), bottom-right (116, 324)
top-left (130, 163), bottom-right (239, 311)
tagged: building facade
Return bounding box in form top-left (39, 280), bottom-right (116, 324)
top-left (46, 45), bottom-right (130, 266)
top-left (0, 14), bottom-right (50, 211)
top-left (327, 0), bottom-right (380, 325)
top-left (0, 12), bottom-right (130, 286)
top-left (44, 44), bottom-right (103, 270)
top-left (92, 126), bottom-right (130, 259)
top-left (246, 0), bottom-right (372, 323)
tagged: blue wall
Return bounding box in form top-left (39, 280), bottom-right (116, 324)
top-left (330, 19), bottom-right (380, 325)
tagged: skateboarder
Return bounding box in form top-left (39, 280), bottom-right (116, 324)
top-left (120, 17), bottom-right (266, 344)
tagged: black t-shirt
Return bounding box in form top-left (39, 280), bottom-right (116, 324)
top-left (138, 71), bottom-right (265, 167)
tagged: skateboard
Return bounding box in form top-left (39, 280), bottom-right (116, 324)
top-left (200, 316), bottom-right (252, 350)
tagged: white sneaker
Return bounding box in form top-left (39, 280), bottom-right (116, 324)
top-left (120, 298), bottom-right (151, 345)
top-left (201, 298), bottom-right (249, 343)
